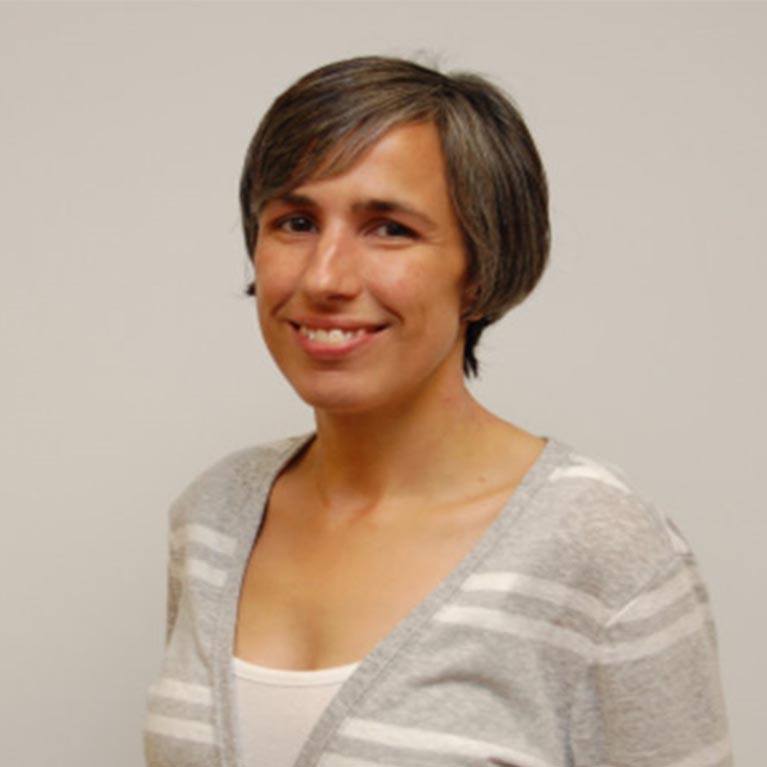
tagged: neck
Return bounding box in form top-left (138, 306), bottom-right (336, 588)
top-left (304, 376), bottom-right (510, 515)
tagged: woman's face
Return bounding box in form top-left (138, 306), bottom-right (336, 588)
top-left (253, 121), bottom-right (470, 415)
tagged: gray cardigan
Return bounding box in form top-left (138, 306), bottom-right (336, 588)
top-left (144, 435), bottom-right (732, 767)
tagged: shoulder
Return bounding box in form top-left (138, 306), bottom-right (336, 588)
top-left (167, 433), bottom-right (312, 532)
top-left (513, 440), bottom-right (693, 613)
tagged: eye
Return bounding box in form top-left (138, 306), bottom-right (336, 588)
top-left (274, 214), bottom-right (316, 234)
top-left (370, 220), bottom-right (418, 239)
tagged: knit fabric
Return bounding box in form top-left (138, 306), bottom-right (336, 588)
top-left (144, 435), bottom-right (732, 767)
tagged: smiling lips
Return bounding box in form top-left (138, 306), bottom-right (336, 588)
top-left (298, 326), bottom-right (366, 345)
top-left (290, 320), bottom-right (385, 356)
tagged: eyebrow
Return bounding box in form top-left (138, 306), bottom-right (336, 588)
top-left (269, 192), bottom-right (314, 209)
top-left (354, 198), bottom-right (438, 230)
top-left (266, 192), bottom-right (438, 231)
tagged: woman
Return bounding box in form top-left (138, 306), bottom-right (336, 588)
top-left (145, 57), bottom-right (731, 767)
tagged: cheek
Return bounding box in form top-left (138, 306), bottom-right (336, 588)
top-left (381, 272), bottom-right (466, 341)
top-left (253, 248), bottom-right (297, 303)
top-left (371, 255), bottom-right (462, 302)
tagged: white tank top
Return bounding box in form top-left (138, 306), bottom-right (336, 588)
top-left (232, 656), bottom-right (360, 767)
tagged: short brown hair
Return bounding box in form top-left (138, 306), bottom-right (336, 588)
top-left (240, 56), bottom-right (550, 376)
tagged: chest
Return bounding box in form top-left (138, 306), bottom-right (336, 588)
top-left (234, 495), bottom-right (504, 670)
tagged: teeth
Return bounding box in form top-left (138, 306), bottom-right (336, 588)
top-left (299, 326), bottom-right (366, 344)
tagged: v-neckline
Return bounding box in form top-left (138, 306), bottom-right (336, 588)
top-left (215, 433), bottom-right (569, 767)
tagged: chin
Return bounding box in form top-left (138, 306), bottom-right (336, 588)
top-left (275, 346), bottom-right (465, 417)
top-left (286, 371), bottom-right (402, 416)
top-left (294, 384), bottom-right (385, 415)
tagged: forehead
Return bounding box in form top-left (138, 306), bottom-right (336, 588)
top-left (288, 121), bottom-right (452, 205)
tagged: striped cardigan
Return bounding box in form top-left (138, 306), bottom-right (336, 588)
top-left (144, 435), bottom-right (732, 767)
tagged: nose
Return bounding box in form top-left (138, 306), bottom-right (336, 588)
top-left (299, 221), bottom-right (361, 303)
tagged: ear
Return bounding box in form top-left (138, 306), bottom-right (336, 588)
top-left (460, 280), bottom-right (482, 322)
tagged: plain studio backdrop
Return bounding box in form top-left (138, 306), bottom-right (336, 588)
top-left (1, 2), bottom-right (764, 765)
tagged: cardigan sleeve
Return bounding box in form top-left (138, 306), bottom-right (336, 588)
top-left (165, 522), bottom-right (181, 645)
top-left (569, 552), bottom-right (732, 767)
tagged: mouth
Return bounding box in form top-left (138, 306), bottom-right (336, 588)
top-left (296, 325), bottom-right (368, 345)
top-left (288, 320), bottom-right (386, 357)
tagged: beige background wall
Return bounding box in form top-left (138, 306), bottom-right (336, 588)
top-left (1, 2), bottom-right (763, 765)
